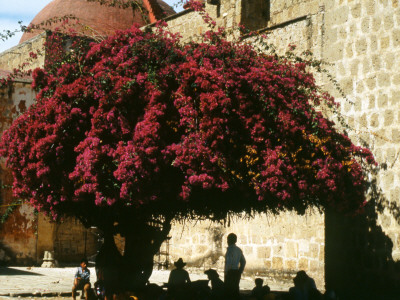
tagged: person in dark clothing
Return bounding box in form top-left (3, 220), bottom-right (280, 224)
top-left (204, 269), bottom-right (224, 299)
top-left (251, 278), bottom-right (271, 300)
top-left (289, 271), bottom-right (320, 300)
top-left (167, 258), bottom-right (191, 300)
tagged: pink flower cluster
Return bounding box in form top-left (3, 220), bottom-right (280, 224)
top-left (0, 23), bottom-right (374, 220)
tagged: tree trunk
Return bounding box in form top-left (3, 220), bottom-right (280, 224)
top-left (95, 232), bottom-right (123, 297)
top-left (120, 216), bottom-right (172, 291)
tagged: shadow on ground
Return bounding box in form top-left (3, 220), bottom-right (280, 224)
top-left (0, 267), bottom-right (43, 276)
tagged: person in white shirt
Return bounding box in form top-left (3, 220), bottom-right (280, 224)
top-left (224, 233), bottom-right (246, 298)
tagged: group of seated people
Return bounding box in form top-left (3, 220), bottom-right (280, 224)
top-left (165, 258), bottom-right (330, 300)
top-left (166, 259), bottom-right (338, 300)
top-left (72, 256), bottom-right (334, 300)
top-left (165, 257), bottom-right (238, 300)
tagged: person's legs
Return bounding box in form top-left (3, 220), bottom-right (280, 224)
top-left (225, 270), bottom-right (234, 297)
top-left (83, 283), bottom-right (91, 300)
top-left (225, 270), bottom-right (241, 299)
top-left (73, 280), bottom-right (83, 300)
top-left (232, 270), bottom-right (241, 297)
top-left (72, 284), bottom-right (77, 300)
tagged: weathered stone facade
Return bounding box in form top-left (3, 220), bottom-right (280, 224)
top-left (36, 214), bottom-right (98, 264)
top-left (322, 0), bottom-right (400, 254)
top-left (1, 0), bottom-right (400, 294)
top-left (0, 79), bottom-right (37, 265)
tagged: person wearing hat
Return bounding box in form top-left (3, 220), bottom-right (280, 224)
top-left (167, 258), bottom-right (191, 299)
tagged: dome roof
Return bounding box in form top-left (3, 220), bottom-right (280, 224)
top-left (20, 0), bottom-right (175, 43)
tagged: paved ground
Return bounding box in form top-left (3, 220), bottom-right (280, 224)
top-left (0, 266), bottom-right (270, 298)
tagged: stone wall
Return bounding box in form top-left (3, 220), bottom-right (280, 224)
top-left (0, 202), bottom-right (37, 265)
top-left (320, 0), bottom-right (400, 293)
top-left (0, 80), bottom-right (37, 265)
top-left (323, 0), bottom-right (400, 244)
top-left (36, 214), bottom-right (98, 265)
top-left (167, 210), bottom-right (325, 289)
top-left (269, 0), bottom-right (319, 25)
top-left (164, 1), bottom-right (242, 42)
top-left (0, 33), bottom-right (46, 71)
top-left (159, 0), bottom-right (400, 293)
top-left (53, 218), bottom-right (98, 263)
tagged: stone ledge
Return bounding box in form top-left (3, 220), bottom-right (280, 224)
top-left (2, 291), bottom-right (72, 297)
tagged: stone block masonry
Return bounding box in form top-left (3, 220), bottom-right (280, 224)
top-left (321, 0), bottom-right (400, 263)
top-left (166, 210), bottom-right (325, 289)
top-left (0, 33), bottom-right (46, 71)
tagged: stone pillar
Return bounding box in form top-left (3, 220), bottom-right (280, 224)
top-left (41, 250), bottom-right (58, 268)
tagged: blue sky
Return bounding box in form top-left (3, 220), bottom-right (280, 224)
top-left (0, 0), bottom-right (182, 53)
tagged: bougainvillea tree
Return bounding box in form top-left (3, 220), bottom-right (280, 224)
top-left (0, 9), bottom-right (374, 290)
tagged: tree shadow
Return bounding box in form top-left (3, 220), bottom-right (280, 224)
top-left (0, 241), bottom-right (16, 266)
top-left (0, 267), bottom-right (43, 276)
top-left (325, 175), bottom-right (400, 299)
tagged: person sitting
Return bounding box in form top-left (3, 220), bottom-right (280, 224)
top-left (289, 271), bottom-right (319, 300)
top-left (72, 258), bottom-right (91, 300)
top-left (309, 288), bottom-right (322, 300)
top-left (167, 258), bottom-right (191, 299)
top-left (289, 275), bottom-right (305, 300)
top-left (296, 271), bottom-right (316, 293)
top-left (251, 278), bottom-right (271, 300)
top-left (204, 269), bottom-right (224, 299)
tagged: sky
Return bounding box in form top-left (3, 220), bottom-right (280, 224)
top-left (0, 0), bottom-right (183, 53)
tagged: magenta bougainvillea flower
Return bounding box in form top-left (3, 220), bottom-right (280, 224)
top-left (0, 21), bottom-right (374, 224)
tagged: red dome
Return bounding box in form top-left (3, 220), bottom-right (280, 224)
top-left (20, 0), bottom-right (175, 43)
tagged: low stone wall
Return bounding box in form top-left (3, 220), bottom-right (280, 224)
top-left (165, 210), bottom-right (325, 289)
top-left (0, 33), bottom-right (46, 71)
